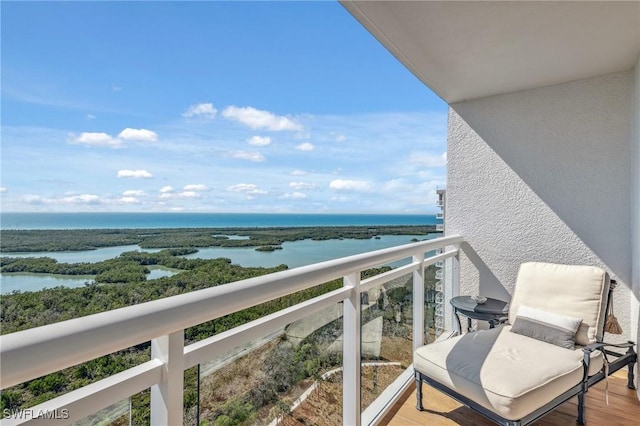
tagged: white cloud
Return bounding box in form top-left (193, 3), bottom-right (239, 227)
top-left (280, 192), bottom-right (307, 200)
top-left (329, 179), bottom-right (373, 192)
top-left (231, 151), bottom-right (265, 162)
top-left (179, 191), bottom-right (199, 199)
top-left (222, 106), bottom-right (302, 131)
top-left (6, 110), bottom-right (448, 213)
top-left (112, 85), bottom-right (122, 92)
top-left (183, 103), bottom-right (218, 120)
top-left (117, 169), bottom-right (153, 179)
top-left (86, 114), bottom-right (96, 120)
top-left (295, 142), bottom-right (314, 151)
top-left (0, 187), bottom-right (6, 193)
top-left (71, 132), bottom-right (121, 147)
top-left (70, 128), bottom-right (158, 148)
top-left (160, 191), bottom-right (200, 200)
top-left (227, 183), bottom-right (268, 195)
top-left (61, 194), bottom-right (101, 204)
top-left (21, 194), bottom-right (46, 204)
top-left (123, 190), bottom-right (146, 197)
top-left (159, 186), bottom-right (174, 193)
top-left (119, 196), bottom-right (140, 204)
top-left (289, 182), bottom-right (315, 190)
top-left (247, 135), bottom-right (272, 146)
top-left (118, 128), bottom-right (158, 142)
top-left (183, 184), bottom-right (209, 191)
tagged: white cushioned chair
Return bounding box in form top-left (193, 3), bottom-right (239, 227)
top-left (414, 262), bottom-right (637, 426)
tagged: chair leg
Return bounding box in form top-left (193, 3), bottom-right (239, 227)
top-left (415, 372), bottom-right (424, 411)
top-left (627, 360), bottom-right (636, 390)
top-left (626, 346), bottom-right (637, 390)
top-left (576, 392), bottom-right (585, 425)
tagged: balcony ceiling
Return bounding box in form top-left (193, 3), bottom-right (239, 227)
top-left (341, 1), bottom-right (640, 103)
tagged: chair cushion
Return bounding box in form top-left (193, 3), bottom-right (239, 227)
top-left (508, 262), bottom-right (609, 346)
top-left (414, 326), bottom-right (596, 421)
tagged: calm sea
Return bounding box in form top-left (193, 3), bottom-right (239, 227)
top-left (0, 212), bottom-right (438, 230)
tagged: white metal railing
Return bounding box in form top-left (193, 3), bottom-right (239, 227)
top-left (0, 235), bottom-right (464, 426)
top-left (435, 212), bottom-right (444, 220)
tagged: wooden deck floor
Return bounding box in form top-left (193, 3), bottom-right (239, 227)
top-left (380, 370), bottom-right (639, 426)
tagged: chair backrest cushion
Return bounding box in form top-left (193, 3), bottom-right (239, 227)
top-left (508, 262), bottom-right (609, 346)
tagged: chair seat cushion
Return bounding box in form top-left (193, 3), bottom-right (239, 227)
top-left (414, 326), bottom-right (601, 420)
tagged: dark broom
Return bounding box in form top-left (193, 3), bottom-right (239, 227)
top-left (605, 279), bottom-right (623, 334)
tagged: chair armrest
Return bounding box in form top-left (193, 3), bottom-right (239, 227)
top-left (582, 341), bottom-right (635, 354)
top-left (582, 340), bottom-right (637, 385)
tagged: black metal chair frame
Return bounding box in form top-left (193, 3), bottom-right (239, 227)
top-left (415, 285), bottom-right (638, 426)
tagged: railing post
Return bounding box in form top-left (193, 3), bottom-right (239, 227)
top-left (413, 253), bottom-right (425, 351)
top-left (445, 250), bottom-right (461, 332)
top-left (151, 331), bottom-right (184, 426)
top-left (343, 272), bottom-right (361, 426)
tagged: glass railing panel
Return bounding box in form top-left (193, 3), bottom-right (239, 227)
top-left (0, 345), bottom-right (152, 425)
top-left (360, 271), bottom-right (413, 413)
top-left (72, 398), bottom-right (131, 425)
top-left (424, 264), bottom-right (440, 342)
top-left (195, 302), bottom-right (344, 426)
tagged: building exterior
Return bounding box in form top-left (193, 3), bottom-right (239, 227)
top-left (434, 189), bottom-right (446, 336)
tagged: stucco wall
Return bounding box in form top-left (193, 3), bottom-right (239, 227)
top-left (632, 56), bottom-right (639, 391)
top-left (446, 70), bottom-right (634, 342)
top-left (634, 55), bottom-right (640, 300)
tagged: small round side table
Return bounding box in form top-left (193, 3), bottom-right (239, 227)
top-left (450, 296), bottom-right (509, 333)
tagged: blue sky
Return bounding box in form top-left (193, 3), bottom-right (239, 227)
top-left (1, 1), bottom-right (448, 214)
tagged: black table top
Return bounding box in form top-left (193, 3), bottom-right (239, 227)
top-left (450, 296), bottom-right (509, 315)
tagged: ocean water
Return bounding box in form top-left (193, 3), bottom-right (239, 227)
top-left (0, 212), bottom-right (438, 230)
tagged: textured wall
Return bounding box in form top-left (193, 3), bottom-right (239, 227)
top-left (633, 56), bottom-right (639, 391)
top-left (446, 70), bottom-right (634, 341)
top-left (633, 54), bottom-right (640, 299)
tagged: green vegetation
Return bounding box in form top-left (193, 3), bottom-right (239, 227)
top-left (0, 225), bottom-right (438, 253)
top-left (0, 248), bottom-right (200, 285)
top-left (255, 245), bottom-right (283, 252)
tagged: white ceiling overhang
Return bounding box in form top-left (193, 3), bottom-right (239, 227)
top-left (341, 1), bottom-right (640, 103)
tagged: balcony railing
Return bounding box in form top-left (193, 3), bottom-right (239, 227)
top-left (0, 235), bottom-right (463, 426)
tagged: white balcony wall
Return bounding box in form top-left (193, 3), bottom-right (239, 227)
top-left (632, 55), bottom-right (640, 394)
top-left (634, 56), bottom-right (640, 300)
top-left (445, 70), bottom-right (635, 343)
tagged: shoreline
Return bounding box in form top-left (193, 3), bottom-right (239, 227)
top-left (0, 212), bottom-right (439, 231)
top-left (0, 225), bottom-right (439, 253)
